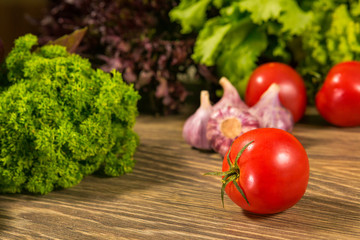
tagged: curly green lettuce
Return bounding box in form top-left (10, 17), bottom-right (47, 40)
top-left (299, 0), bottom-right (360, 101)
top-left (171, 0), bottom-right (360, 100)
top-left (170, 0), bottom-right (312, 95)
top-left (0, 34), bottom-right (140, 194)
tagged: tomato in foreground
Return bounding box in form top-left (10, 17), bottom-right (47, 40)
top-left (245, 62), bottom-right (307, 122)
top-left (217, 128), bottom-right (309, 214)
top-left (315, 61), bottom-right (360, 127)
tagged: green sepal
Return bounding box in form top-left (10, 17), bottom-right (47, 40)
top-left (226, 145), bottom-right (232, 167)
top-left (233, 179), bottom-right (250, 205)
top-left (221, 182), bottom-right (226, 208)
top-left (203, 170), bottom-right (232, 176)
top-left (205, 140), bottom-right (254, 207)
top-left (234, 140), bottom-right (254, 168)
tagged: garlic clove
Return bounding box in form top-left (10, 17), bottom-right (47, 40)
top-left (213, 77), bottom-right (248, 111)
top-left (182, 90), bottom-right (213, 150)
top-left (249, 83), bottom-right (294, 132)
top-left (207, 106), bottom-right (259, 156)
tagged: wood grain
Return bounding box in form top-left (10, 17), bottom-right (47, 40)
top-left (0, 110), bottom-right (359, 239)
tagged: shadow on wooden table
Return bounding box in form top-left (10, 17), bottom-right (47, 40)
top-left (299, 114), bottom-right (330, 127)
top-left (298, 107), bottom-right (330, 126)
top-left (242, 210), bottom-right (281, 219)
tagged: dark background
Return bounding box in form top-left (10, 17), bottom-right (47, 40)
top-left (0, 0), bottom-right (48, 54)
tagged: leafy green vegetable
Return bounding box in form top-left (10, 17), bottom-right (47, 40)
top-left (170, 0), bottom-right (312, 95)
top-left (169, 0), bottom-right (212, 34)
top-left (192, 20), bottom-right (232, 66)
top-left (238, 0), bottom-right (284, 23)
top-left (0, 34), bottom-right (140, 194)
top-left (170, 0), bottom-right (360, 100)
top-left (298, 0), bottom-right (360, 101)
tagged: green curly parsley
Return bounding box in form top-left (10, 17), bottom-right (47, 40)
top-left (0, 34), bottom-right (140, 194)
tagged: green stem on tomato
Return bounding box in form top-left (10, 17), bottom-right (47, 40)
top-left (205, 140), bottom-right (254, 207)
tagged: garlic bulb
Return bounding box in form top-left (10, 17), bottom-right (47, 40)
top-left (207, 106), bottom-right (259, 156)
top-left (213, 77), bottom-right (248, 111)
top-left (249, 83), bottom-right (294, 132)
top-left (182, 90), bottom-right (213, 150)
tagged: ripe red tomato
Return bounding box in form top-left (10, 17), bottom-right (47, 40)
top-left (245, 62), bottom-right (307, 122)
top-left (222, 128), bottom-right (309, 214)
top-left (315, 61), bottom-right (360, 127)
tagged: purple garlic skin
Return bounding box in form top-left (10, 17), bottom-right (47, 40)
top-left (183, 91), bottom-right (213, 150)
top-left (213, 77), bottom-right (248, 112)
top-left (249, 83), bottom-right (294, 132)
top-left (207, 106), bottom-right (259, 156)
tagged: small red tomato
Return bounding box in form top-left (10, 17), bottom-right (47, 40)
top-left (315, 61), bottom-right (360, 127)
top-left (245, 62), bottom-right (307, 122)
top-left (220, 128), bottom-right (309, 214)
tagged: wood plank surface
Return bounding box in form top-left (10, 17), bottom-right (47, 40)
top-left (0, 109), bottom-right (359, 239)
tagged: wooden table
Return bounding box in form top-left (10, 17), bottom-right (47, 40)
top-left (0, 109), bottom-right (359, 239)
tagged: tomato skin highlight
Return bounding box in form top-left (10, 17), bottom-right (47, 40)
top-left (315, 61), bottom-right (360, 127)
top-left (245, 62), bottom-right (307, 122)
top-left (222, 128), bottom-right (309, 214)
